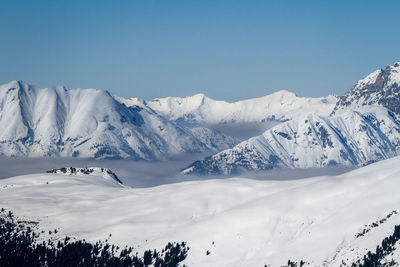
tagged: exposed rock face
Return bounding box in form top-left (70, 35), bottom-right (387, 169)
top-left (333, 61), bottom-right (400, 114)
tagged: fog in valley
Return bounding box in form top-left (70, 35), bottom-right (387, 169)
top-left (0, 155), bottom-right (353, 188)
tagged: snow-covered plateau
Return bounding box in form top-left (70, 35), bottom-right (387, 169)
top-left (1, 156), bottom-right (400, 266)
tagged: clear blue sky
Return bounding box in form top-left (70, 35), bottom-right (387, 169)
top-left (1, 0), bottom-right (399, 101)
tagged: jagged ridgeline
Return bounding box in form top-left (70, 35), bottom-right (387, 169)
top-left (182, 61), bottom-right (400, 175)
top-left (0, 209), bottom-right (189, 267)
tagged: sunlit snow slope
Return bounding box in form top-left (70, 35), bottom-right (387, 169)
top-left (1, 157), bottom-right (400, 266)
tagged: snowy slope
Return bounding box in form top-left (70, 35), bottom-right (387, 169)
top-left (1, 156), bottom-right (400, 266)
top-left (0, 81), bottom-right (234, 159)
top-left (183, 61), bottom-right (400, 175)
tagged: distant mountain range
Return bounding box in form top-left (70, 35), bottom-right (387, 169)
top-left (182, 61), bottom-right (400, 175)
top-left (1, 60), bottom-right (400, 174)
top-left (114, 89), bottom-right (337, 140)
top-left (0, 80), bottom-right (335, 159)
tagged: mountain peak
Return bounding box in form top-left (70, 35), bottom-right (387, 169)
top-left (185, 93), bottom-right (208, 105)
top-left (191, 93), bottom-right (206, 98)
top-left (268, 89), bottom-right (297, 100)
top-left (332, 61), bottom-right (400, 115)
top-left (0, 80), bottom-right (24, 90)
top-left (354, 69), bottom-right (382, 89)
top-left (0, 81), bottom-right (66, 96)
top-left (272, 89), bottom-right (296, 95)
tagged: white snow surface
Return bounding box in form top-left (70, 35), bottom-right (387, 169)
top-left (1, 157), bottom-right (400, 266)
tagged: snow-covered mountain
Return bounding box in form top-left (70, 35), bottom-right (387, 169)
top-left (2, 60), bottom-right (399, 166)
top-left (182, 61), bottom-right (400, 175)
top-left (139, 91), bottom-right (337, 139)
top-left (2, 155), bottom-right (400, 266)
top-left (145, 91), bottom-right (337, 125)
top-left (0, 80), bottom-right (234, 159)
top-left (182, 106), bottom-right (400, 175)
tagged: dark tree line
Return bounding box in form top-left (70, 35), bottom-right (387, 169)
top-left (269, 223), bottom-right (400, 267)
top-left (285, 259), bottom-right (305, 267)
top-left (352, 224), bottom-right (400, 267)
top-left (0, 209), bottom-right (189, 267)
top-left (46, 167), bottom-right (93, 175)
top-left (46, 167), bottom-right (124, 184)
top-left (282, 224), bottom-right (400, 267)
